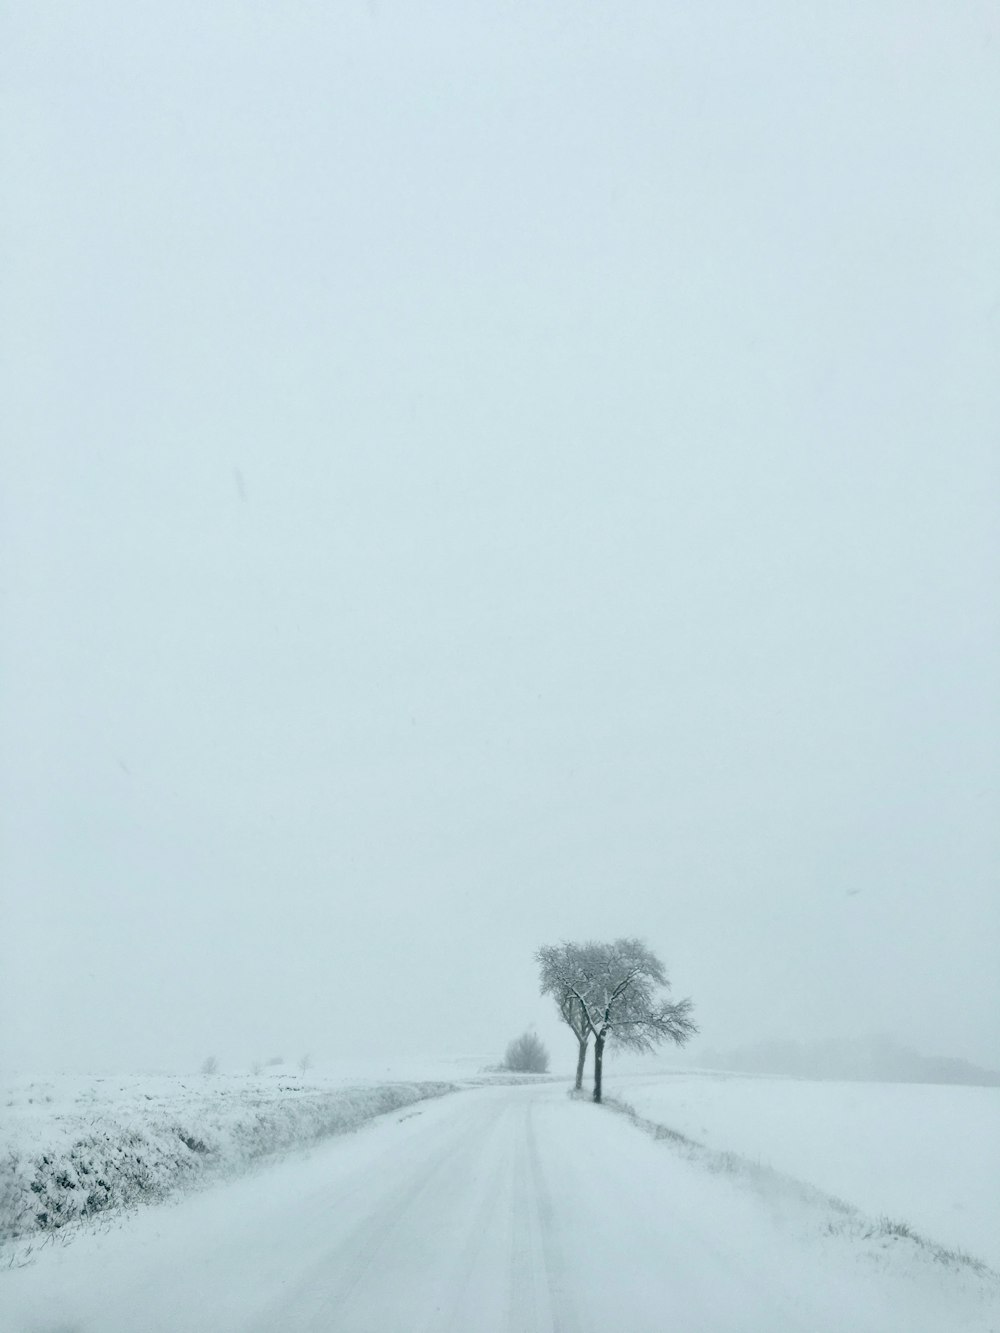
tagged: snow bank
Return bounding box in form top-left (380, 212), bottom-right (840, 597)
top-left (0, 1073), bottom-right (455, 1243)
top-left (608, 1071), bottom-right (1000, 1271)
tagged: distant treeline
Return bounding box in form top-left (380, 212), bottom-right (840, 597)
top-left (699, 1037), bottom-right (1000, 1087)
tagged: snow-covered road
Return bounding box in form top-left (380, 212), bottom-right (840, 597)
top-left (3, 1083), bottom-right (995, 1332)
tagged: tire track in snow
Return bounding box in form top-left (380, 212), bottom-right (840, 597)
top-left (525, 1103), bottom-right (582, 1333)
top-left (427, 1102), bottom-right (519, 1333)
top-left (248, 1103), bottom-right (493, 1332)
top-left (504, 1104), bottom-right (553, 1332)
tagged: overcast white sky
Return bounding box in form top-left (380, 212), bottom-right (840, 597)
top-left (2, 1), bottom-right (998, 1075)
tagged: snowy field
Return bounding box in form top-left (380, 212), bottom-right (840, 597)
top-left (610, 1069), bottom-right (1000, 1270)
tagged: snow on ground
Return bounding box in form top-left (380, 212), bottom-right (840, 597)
top-left (0, 1066), bottom-right (460, 1242)
top-left (2, 1083), bottom-right (997, 1333)
top-left (608, 1069), bottom-right (1000, 1270)
top-left (5, 1065), bottom-right (997, 1331)
top-left (0, 1057), bottom-right (564, 1245)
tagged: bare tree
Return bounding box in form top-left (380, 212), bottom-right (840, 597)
top-left (503, 1031), bottom-right (549, 1073)
top-left (298, 1053), bottom-right (312, 1075)
top-left (537, 942), bottom-right (592, 1089)
top-left (538, 938), bottom-right (696, 1102)
top-left (200, 1055), bottom-right (219, 1075)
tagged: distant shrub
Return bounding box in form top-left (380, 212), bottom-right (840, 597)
top-left (502, 1031), bottom-right (549, 1073)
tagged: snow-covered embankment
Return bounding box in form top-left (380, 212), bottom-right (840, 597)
top-left (1, 1073), bottom-right (456, 1244)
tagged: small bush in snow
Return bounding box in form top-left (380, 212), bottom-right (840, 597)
top-left (502, 1032), bottom-right (549, 1073)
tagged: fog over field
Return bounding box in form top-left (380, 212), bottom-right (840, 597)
top-left (2, 1), bottom-right (998, 1079)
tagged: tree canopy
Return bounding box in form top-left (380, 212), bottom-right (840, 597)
top-left (537, 938), bottom-right (696, 1101)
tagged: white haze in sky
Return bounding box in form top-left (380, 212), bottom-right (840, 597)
top-left (2, 1), bottom-right (998, 1074)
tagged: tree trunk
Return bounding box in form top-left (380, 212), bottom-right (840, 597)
top-left (592, 1034), bottom-right (605, 1103)
top-left (574, 1037), bottom-right (587, 1090)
